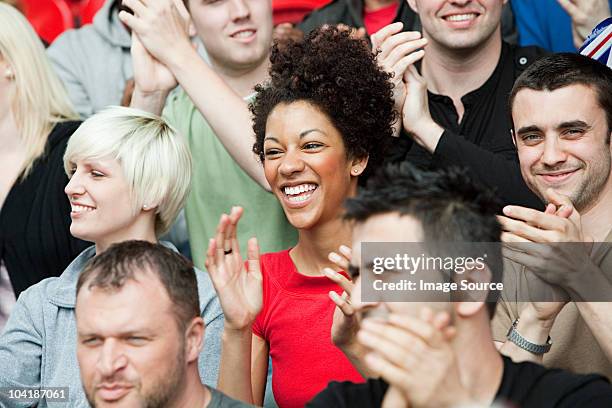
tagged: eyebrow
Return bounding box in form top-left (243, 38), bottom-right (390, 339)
top-left (299, 129), bottom-right (327, 138)
top-left (263, 128), bottom-right (328, 143)
top-left (556, 120), bottom-right (590, 131)
top-left (516, 120), bottom-right (591, 136)
top-left (516, 125), bottom-right (542, 136)
top-left (77, 329), bottom-right (152, 338)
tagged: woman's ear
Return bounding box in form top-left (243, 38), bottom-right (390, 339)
top-left (142, 203), bottom-right (159, 212)
top-left (350, 155), bottom-right (369, 176)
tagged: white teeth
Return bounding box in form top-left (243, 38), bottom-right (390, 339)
top-left (233, 30), bottom-right (254, 38)
top-left (446, 13), bottom-right (476, 22)
top-left (283, 184), bottom-right (317, 196)
top-left (71, 204), bottom-right (95, 213)
top-left (288, 193), bottom-right (312, 203)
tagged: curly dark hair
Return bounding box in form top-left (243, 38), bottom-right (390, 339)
top-left (251, 27), bottom-right (396, 180)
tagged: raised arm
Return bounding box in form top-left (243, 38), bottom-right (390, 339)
top-left (119, 0), bottom-right (270, 189)
top-left (400, 64), bottom-right (541, 207)
top-left (205, 207), bottom-right (267, 404)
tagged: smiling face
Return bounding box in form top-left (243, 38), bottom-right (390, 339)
top-left (76, 272), bottom-right (187, 408)
top-left (407, 0), bottom-right (504, 51)
top-left (512, 85), bottom-right (612, 212)
top-left (187, 0), bottom-right (272, 72)
top-left (262, 101), bottom-right (366, 230)
top-left (64, 157), bottom-right (154, 248)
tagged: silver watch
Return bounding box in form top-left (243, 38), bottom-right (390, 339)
top-left (506, 318), bottom-right (552, 355)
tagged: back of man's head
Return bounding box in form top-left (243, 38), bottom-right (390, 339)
top-left (345, 162), bottom-right (503, 317)
top-left (510, 53), bottom-right (612, 135)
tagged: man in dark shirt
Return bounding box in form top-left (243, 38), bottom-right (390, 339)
top-left (308, 163), bottom-right (612, 408)
top-left (385, 0), bottom-right (546, 208)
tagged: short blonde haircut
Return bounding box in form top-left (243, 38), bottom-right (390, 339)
top-left (64, 107), bottom-right (192, 236)
top-left (0, 3), bottom-right (78, 178)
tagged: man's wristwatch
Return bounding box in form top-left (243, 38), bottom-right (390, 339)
top-left (506, 318), bottom-right (552, 355)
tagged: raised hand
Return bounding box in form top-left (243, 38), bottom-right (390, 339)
top-left (370, 23), bottom-right (427, 136)
top-left (205, 207), bottom-right (263, 330)
top-left (130, 32), bottom-right (177, 95)
top-left (499, 189), bottom-right (595, 293)
top-left (273, 23), bottom-right (304, 49)
top-left (359, 309), bottom-right (469, 408)
top-left (401, 65), bottom-right (444, 152)
top-left (119, 0), bottom-right (194, 69)
top-left (500, 191), bottom-right (590, 333)
top-left (557, 0), bottom-right (611, 48)
top-left (323, 245), bottom-right (362, 348)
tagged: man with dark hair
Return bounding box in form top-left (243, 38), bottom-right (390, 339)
top-left (75, 240), bottom-right (251, 408)
top-left (308, 163), bottom-right (612, 408)
top-left (375, 0), bottom-right (547, 208)
top-left (493, 53), bottom-right (612, 379)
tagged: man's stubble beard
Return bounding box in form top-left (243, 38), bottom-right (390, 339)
top-left (87, 341), bottom-right (187, 408)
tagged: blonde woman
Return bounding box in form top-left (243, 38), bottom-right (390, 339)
top-left (0, 3), bottom-right (88, 329)
top-left (0, 106), bottom-right (224, 407)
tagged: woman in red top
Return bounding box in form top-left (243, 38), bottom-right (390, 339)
top-left (206, 27), bottom-right (397, 407)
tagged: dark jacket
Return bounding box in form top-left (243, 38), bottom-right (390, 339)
top-left (0, 121), bottom-right (90, 297)
top-left (298, 0), bottom-right (419, 35)
top-left (393, 43), bottom-right (548, 208)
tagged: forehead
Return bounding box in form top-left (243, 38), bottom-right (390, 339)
top-left (352, 213), bottom-right (424, 262)
top-left (76, 272), bottom-right (175, 334)
top-left (265, 101), bottom-right (341, 140)
top-left (512, 85), bottom-right (602, 128)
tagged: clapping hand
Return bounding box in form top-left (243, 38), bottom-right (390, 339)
top-left (205, 207), bottom-right (263, 330)
top-left (359, 308), bottom-right (471, 408)
top-left (557, 0), bottom-right (611, 48)
top-left (370, 23), bottom-right (427, 136)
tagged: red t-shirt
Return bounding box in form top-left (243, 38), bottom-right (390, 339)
top-left (252, 250), bottom-right (364, 407)
top-left (363, 2), bottom-right (399, 35)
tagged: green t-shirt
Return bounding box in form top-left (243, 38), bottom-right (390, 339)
top-left (164, 91), bottom-right (297, 269)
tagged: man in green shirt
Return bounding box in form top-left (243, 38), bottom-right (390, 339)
top-left (120, 0), bottom-right (297, 268)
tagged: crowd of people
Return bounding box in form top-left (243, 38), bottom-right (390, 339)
top-left (0, 0), bottom-right (611, 407)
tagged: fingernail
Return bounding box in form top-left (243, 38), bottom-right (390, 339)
top-left (361, 319), bottom-right (376, 329)
top-left (323, 268), bottom-right (338, 277)
top-left (357, 329), bottom-right (374, 344)
top-left (329, 252), bottom-right (342, 263)
top-left (364, 352), bottom-right (381, 367)
top-left (502, 206), bottom-right (512, 216)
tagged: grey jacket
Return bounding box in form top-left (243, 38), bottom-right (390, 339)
top-left (0, 244), bottom-right (223, 407)
top-left (47, 0), bottom-right (131, 118)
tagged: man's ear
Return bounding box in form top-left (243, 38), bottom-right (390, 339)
top-left (185, 317), bottom-right (205, 363)
top-left (406, 0), bottom-right (418, 13)
top-left (510, 129), bottom-right (517, 148)
top-left (455, 300), bottom-right (486, 317)
top-left (454, 263), bottom-right (492, 317)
